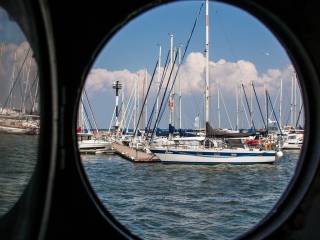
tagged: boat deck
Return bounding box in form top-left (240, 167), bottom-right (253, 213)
top-left (112, 143), bottom-right (160, 162)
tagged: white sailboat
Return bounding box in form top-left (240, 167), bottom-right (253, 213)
top-left (150, 0), bottom-right (282, 164)
top-left (77, 94), bottom-right (112, 153)
top-left (0, 47), bottom-right (40, 135)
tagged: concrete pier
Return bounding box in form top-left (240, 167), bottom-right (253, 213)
top-left (112, 142), bottom-right (160, 162)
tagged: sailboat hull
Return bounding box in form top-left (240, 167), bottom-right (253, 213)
top-left (151, 148), bottom-right (276, 164)
top-left (0, 125), bottom-right (37, 135)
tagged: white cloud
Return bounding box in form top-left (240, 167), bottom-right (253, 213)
top-left (86, 52), bottom-right (295, 98)
top-left (86, 68), bottom-right (150, 96)
top-left (0, 41), bottom-right (38, 109)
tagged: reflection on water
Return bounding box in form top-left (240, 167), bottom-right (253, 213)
top-left (0, 133), bottom-right (38, 216)
top-left (82, 152), bottom-right (298, 240)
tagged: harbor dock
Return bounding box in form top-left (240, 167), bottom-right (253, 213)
top-left (112, 142), bottom-right (160, 163)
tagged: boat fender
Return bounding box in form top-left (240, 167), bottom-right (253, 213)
top-left (276, 151), bottom-right (284, 158)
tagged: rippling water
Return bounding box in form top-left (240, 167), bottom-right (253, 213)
top-left (0, 133), bottom-right (299, 239)
top-left (82, 151), bottom-right (299, 240)
top-left (0, 133), bottom-right (38, 216)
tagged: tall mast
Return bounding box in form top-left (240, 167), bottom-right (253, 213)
top-left (80, 94), bottom-right (84, 132)
top-left (298, 79), bottom-right (302, 127)
top-left (156, 44), bottom-right (161, 123)
top-left (169, 34), bottom-right (174, 131)
top-left (250, 81), bottom-right (253, 129)
top-left (32, 75), bottom-right (39, 114)
top-left (218, 82), bottom-right (221, 128)
top-left (9, 51), bottom-right (17, 110)
top-left (236, 85), bottom-right (239, 130)
top-left (145, 69), bottom-right (148, 131)
top-left (279, 78), bottom-right (283, 128)
top-left (134, 77), bottom-right (137, 131)
top-left (290, 73), bottom-right (294, 126)
top-left (293, 71), bottom-right (297, 127)
top-left (179, 46), bottom-right (182, 130)
top-left (22, 58), bottom-right (32, 114)
top-left (204, 0), bottom-right (210, 128)
top-left (264, 84), bottom-right (267, 127)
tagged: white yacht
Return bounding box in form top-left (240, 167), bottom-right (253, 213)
top-left (150, 138), bottom-right (279, 164)
top-left (149, 0), bottom-right (282, 164)
top-left (0, 113), bottom-right (39, 135)
top-left (78, 132), bottom-right (112, 153)
top-left (282, 132), bottom-right (303, 150)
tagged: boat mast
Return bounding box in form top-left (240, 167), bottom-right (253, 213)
top-left (169, 34), bottom-right (174, 133)
top-left (293, 71), bottom-right (297, 126)
top-left (9, 51), bottom-right (17, 110)
top-left (145, 68), bottom-right (148, 131)
top-left (156, 44), bottom-right (161, 124)
top-left (32, 76), bottom-right (39, 114)
top-left (79, 94), bottom-right (84, 132)
top-left (22, 58), bottom-right (32, 114)
top-left (236, 85), bottom-right (239, 130)
top-left (134, 77), bottom-right (137, 131)
top-left (137, 77), bottom-right (140, 133)
top-left (290, 73), bottom-right (294, 126)
top-left (218, 82), bottom-right (221, 128)
top-left (179, 46), bottom-right (182, 130)
top-left (279, 78), bottom-right (283, 128)
top-left (250, 81), bottom-right (253, 129)
top-left (204, 0), bottom-right (210, 130)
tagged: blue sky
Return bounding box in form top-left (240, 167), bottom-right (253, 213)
top-left (86, 1), bottom-right (300, 130)
top-left (93, 1), bottom-right (290, 74)
top-left (0, 4), bottom-right (301, 130)
top-left (0, 8), bottom-right (25, 44)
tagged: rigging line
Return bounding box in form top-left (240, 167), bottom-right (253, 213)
top-left (30, 76), bottom-right (39, 114)
top-left (133, 59), bottom-right (159, 137)
top-left (127, 100), bottom-right (136, 133)
top-left (240, 90), bottom-right (250, 127)
top-left (84, 89), bottom-right (100, 132)
top-left (166, 2), bottom-right (204, 99)
top-left (295, 103), bottom-right (304, 128)
top-left (285, 108), bottom-right (291, 126)
top-left (22, 58), bottom-right (32, 112)
top-left (123, 91), bottom-right (136, 132)
top-left (268, 89), bottom-right (280, 121)
top-left (108, 105), bottom-right (116, 132)
top-left (25, 71), bottom-right (38, 112)
top-left (150, 50), bottom-right (179, 140)
top-left (118, 86), bottom-right (135, 132)
top-left (220, 90), bottom-right (234, 130)
top-left (81, 98), bottom-right (94, 132)
top-left (1, 48), bottom-right (31, 113)
top-left (241, 83), bottom-right (256, 130)
top-left (252, 82), bottom-right (267, 129)
top-left (146, 50), bottom-right (171, 135)
top-left (18, 71), bottom-right (25, 112)
top-left (266, 90), bottom-right (283, 135)
top-left (266, 90), bottom-right (269, 133)
top-left (151, 2), bottom-right (204, 139)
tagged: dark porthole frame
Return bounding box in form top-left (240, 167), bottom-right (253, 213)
top-left (0, 0), bottom-right (320, 240)
top-left (73, 0), bottom-right (320, 239)
top-left (0, 1), bottom-right (57, 240)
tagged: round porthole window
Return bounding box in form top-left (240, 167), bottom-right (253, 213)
top-left (0, 7), bottom-right (40, 217)
top-left (78, 1), bottom-right (304, 239)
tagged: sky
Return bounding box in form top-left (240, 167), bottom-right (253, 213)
top-left (0, 3), bottom-right (303, 130)
top-left (85, 1), bottom-right (303, 130)
top-left (0, 8), bottom-right (38, 113)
